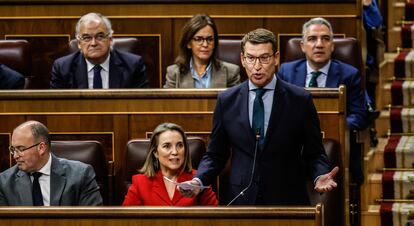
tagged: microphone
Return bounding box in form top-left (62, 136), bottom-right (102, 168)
top-left (227, 129), bottom-right (260, 206)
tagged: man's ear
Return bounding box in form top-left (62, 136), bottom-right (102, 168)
top-left (240, 52), bottom-right (246, 68)
top-left (300, 40), bottom-right (305, 53)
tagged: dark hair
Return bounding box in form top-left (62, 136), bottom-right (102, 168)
top-left (175, 14), bottom-right (220, 74)
top-left (139, 122), bottom-right (192, 177)
top-left (241, 28), bottom-right (277, 54)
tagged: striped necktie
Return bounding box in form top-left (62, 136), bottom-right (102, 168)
top-left (309, 71), bottom-right (322, 87)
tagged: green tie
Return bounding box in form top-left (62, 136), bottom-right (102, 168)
top-left (309, 71), bottom-right (322, 87)
top-left (252, 88), bottom-right (266, 150)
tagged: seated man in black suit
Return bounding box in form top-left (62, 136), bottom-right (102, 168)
top-left (0, 64), bottom-right (25, 89)
top-left (50, 12), bottom-right (148, 89)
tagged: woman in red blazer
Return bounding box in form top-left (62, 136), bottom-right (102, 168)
top-left (122, 122), bottom-right (218, 206)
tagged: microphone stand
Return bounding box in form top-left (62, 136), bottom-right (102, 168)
top-left (227, 130), bottom-right (260, 206)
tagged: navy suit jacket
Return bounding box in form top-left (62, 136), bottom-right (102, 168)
top-left (277, 59), bottom-right (368, 131)
top-left (0, 64), bottom-right (25, 89)
top-left (50, 49), bottom-right (148, 88)
top-left (195, 78), bottom-right (330, 205)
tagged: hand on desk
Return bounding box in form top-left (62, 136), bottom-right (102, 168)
top-left (314, 166), bottom-right (339, 193)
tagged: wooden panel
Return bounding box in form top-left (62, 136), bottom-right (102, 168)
top-left (0, 206), bottom-right (323, 226)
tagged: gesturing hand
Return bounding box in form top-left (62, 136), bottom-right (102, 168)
top-left (314, 166), bottom-right (339, 193)
top-left (177, 179), bottom-right (202, 198)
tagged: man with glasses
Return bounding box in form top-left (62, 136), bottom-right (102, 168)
top-left (277, 17), bottom-right (368, 185)
top-left (180, 28), bottom-right (338, 205)
top-left (51, 12), bottom-right (148, 88)
top-left (0, 121), bottom-right (102, 206)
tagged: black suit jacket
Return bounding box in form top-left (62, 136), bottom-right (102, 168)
top-left (0, 64), bottom-right (25, 89)
top-left (50, 49), bottom-right (148, 88)
top-left (196, 78), bottom-right (330, 205)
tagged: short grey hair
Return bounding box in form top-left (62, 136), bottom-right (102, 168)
top-left (75, 12), bottom-right (114, 38)
top-left (302, 17), bottom-right (333, 39)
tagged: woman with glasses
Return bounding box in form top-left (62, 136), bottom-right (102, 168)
top-left (164, 14), bottom-right (240, 88)
top-left (122, 122), bottom-right (218, 206)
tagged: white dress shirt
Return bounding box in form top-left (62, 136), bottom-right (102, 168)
top-left (86, 54), bottom-right (111, 89)
top-left (30, 153), bottom-right (52, 206)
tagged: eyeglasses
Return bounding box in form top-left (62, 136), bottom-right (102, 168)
top-left (243, 54), bottom-right (274, 65)
top-left (78, 32), bottom-right (110, 43)
top-left (9, 142), bottom-right (41, 156)
top-left (192, 36), bottom-right (214, 45)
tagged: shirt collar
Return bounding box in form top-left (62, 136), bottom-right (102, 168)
top-left (86, 53), bottom-right (111, 73)
top-left (306, 60), bottom-right (331, 75)
top-left (189, 57), bottom-right (212, 78)
top-left (248, 74), bottom-right (277, 91)
top-left (37, 153), bottom-right (52, 176)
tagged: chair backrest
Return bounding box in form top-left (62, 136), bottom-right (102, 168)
top-left (51, 140), bottom-right (109, 205)
top-left (116, 137), bottom-right (206, 204)
top-left (68, 37), bottom-right (139, 54)
top-left (217, 39), bottom-right (247, 82)
top-left (0, 40), bottom-right (32, 88)
top-left (283, 37), bottom-right (364, 86)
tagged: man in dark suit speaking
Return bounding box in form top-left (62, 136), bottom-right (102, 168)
top-left (0, 121), bottom-right (102, 206)
top-left (51, 12), bottom-right (148, 89)
top-left (180, 28), bottom-right (338, 205)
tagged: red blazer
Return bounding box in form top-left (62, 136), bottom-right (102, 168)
top-left (122, 169), bottom-right (218, 206)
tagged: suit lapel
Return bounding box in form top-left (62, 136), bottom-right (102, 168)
top-left (295, 62), bottom-right (307, 86)
top-left (211, 64), bottom-right (226, 88)
top-left (50, 156), bottom-right (66, 206)
top-left (239, 82), bottom-right (256, 145)
top-left (180, 71), bottom-right (194, 88)
top-left (263, 79), bottom-right (287, 150)
top-left (109, 50), bottom-right (123, 88)
top-left (325, 61), bottom-right (340, 87)
top-left (15, 170), bottom-right (33, 205)
top-left (152, 172), bottom-right (172, 205)
top-left (74, 54), bottom-right (89, 88)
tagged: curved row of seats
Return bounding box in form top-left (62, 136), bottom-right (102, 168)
top-left (50, 137), bottom-right (342, 226)
top-left (0, 37), bottom-right (363, 89)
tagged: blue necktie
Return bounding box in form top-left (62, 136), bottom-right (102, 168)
top-left (31, 172), bottom-right (44, 206)
top-left (93, 65), bottom-right (103, 89)
top-left (309, 71), bottom-right (322, 87)
top-left (252, 88), bottom-right (266, 150)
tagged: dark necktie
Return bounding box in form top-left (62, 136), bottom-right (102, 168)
top-left (31, 172), bottom-right (44, 206)
top-left (252, 88), bottom-right (266, 150)
top-left (308, 71), bottom-right (322, 87)
top-left (93, 65), bottom-right (103, 89)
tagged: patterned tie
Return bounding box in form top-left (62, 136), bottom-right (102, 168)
top-left (31, 172), bottom-right (44, 206)
top-left (308, 71), bottom-right (322, 87)
top-left (252, 88), bottom-right (266, 150)
top-left (93, 65), bottom-right (103, 89)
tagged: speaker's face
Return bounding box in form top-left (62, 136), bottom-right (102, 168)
top-left (242, 42), bottom-right (279, 88)
top-left (300, 24), bottom-right (334, 70)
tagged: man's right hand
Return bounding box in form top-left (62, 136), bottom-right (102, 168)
top-left (178, 179), bottom-right (201, 198)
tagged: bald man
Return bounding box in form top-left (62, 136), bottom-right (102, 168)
top-left (0, 121), bottom-right (102, 206)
